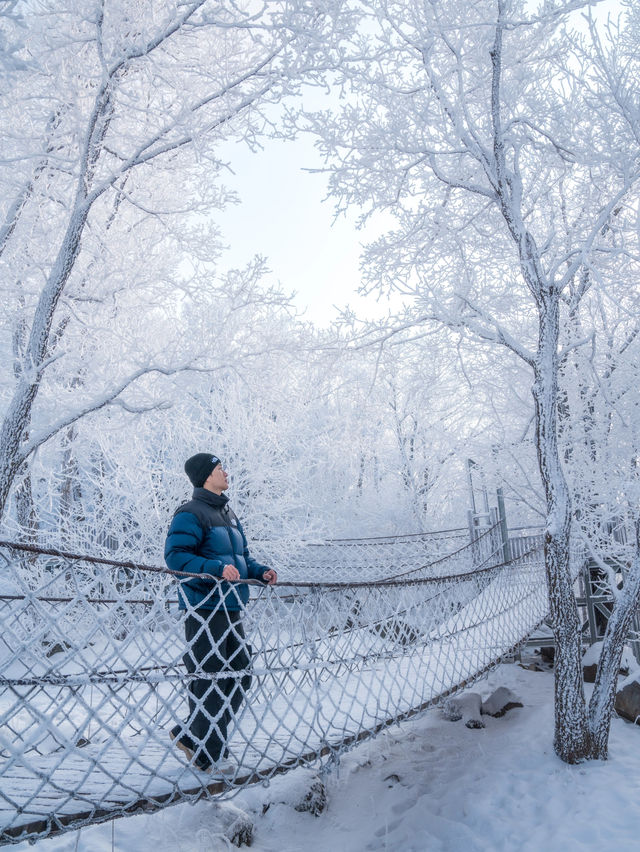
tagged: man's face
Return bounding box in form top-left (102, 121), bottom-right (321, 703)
top-left (204, 462), bottom-right (229, 494)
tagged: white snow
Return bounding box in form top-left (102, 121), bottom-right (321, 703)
top-left (582, 641), bottom-right (603, 667)
top-left (15, 661), bottom-right (640, 852)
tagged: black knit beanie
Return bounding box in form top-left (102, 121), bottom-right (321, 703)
top-left (184, 453), bottom-right (221, 488)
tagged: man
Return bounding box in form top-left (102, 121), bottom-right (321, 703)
top-left (165, 452), bottom-right (277, 775)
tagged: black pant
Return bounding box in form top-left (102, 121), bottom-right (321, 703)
top-left (177, 608), bottom-right (252, 766)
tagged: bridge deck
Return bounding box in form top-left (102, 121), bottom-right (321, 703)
top-left (0, 558), bottom-right (548, 846)
top-left (1, 726), bottom-right (286, 844)
top-left (0, 653), bottom-right (478, 845)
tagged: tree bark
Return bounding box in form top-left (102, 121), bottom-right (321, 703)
top-left (533, 291), bottom-right (591, 763)
top-left (588, 539), bottom-right (640, 758)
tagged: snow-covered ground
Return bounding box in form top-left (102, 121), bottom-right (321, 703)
top-left (17, 660), bottom-right (640, 852)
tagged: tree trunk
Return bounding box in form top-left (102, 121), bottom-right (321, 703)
top-left (15, 463), bottom-right (37, 542)
top-left (59, 424), bottom-right (83, 543)
top-left (357, 453), bottom-right (365, 496)
top-left (588, 540), bottom-right (640, 758)
top-left (533, 292), bottom-right (591, 763)
top-left (0, 200), bottom-right (90, 520)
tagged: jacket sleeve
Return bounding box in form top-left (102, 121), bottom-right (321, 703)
top-left (164, 511), bottom-right (224, 578)
top-left (237, 519), bottom-right (270, 581)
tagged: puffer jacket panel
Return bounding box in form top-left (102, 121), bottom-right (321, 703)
top-left (164, 489), bottom-right (269, 611)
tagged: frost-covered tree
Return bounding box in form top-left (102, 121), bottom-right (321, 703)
top-left (6, 258), bottom-right (305, 552)
top-left (0, 0), bottom-right (334, 522)
top-left (299, 0), bottom-right (640, 761)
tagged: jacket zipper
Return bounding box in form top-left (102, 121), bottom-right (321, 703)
top-left (223, 509), bottom-right (239, 573)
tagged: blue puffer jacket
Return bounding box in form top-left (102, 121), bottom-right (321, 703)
top-left (164, 488), bottom-right (270, 611)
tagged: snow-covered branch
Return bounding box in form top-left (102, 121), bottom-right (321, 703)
top-left (16, 363), bottom-right (225, 465)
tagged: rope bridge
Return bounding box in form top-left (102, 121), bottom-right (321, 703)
top-left (0, 525), bottom-right (549, 845)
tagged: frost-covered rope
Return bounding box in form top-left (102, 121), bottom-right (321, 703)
top-left (0, 528), bottom-right (552, 846)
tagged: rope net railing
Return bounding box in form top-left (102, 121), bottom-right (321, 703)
top-left (242, 526), bottom-right (473, 584)
top-left (0, 525), bottom-right (551, 845)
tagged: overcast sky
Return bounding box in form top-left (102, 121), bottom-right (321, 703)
top-left (215, 132), bottom-right (395, 327)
